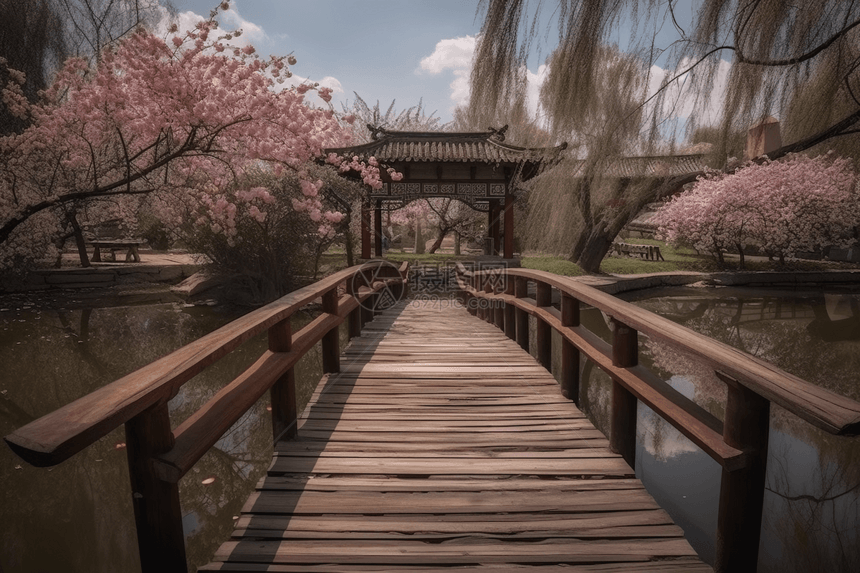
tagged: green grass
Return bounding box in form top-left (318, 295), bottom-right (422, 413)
top-left (321, 240), bottom-right (856, 278)
top-left (520, 255), bottom-right (586, 277)
top-left (521, 238), bottom-right (858, 276)
top-left (385, 252), bottom-right (474, 264)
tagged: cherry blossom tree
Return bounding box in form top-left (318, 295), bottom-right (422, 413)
top-left (389, 200), bottom-right (432, 254)
top-left (423, 198), bottom-right (483, 254)
top-left (0, 2), bottom-right (384, 270)
top-left (654, 153), bottom-right (860, 267)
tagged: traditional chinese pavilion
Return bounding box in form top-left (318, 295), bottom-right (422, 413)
top-left (326, 125), bottom-right (568, 259)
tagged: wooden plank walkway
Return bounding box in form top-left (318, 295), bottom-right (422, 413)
top-left (200, 300), bottom-right (711, 572)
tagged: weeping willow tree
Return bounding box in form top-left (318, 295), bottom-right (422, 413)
top-left (472, 0), bottom-right (860, 272)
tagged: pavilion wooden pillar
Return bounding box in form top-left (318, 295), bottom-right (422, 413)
top-left (374, 199), bottom-right (383, 258)
top-left (361, 201), bottom-right (371, 259)
top-left (503, 194), bottom-right (514, 259)
top-left (489, 201), bottom-right (501, 256)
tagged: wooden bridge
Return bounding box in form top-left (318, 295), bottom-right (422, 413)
top-left (6, 262), bottom-right (860, 572)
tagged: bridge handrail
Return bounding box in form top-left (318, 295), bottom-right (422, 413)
top-left (4, 260), bottom-right (408, 572)
top-left (456, 263), bottom-right (860, 573)
top-left (458, 265), bottom-right (860, 436)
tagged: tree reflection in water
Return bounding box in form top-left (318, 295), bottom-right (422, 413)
top-left (0, 299), bottom-right (325, 573)
top-left (596, 287), bottom-right (860, 573)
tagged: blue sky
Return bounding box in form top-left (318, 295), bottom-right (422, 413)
top-left (169, 0), bottom-right (488, 123)
top-left (165, 1), bottom-right (727, 135)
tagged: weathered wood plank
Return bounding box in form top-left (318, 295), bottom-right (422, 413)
top-left (201, 300), bottom-right (710, 572)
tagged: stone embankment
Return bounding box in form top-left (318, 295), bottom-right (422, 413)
top-left (580, 270), bottom-right (860, 295)
top-left (0, 252), bottom-right (203, 293)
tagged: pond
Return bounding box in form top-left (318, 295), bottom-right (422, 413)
top-left (0, 293), bottom-right (329, 573)
top-left (534, 286), bottom-right (860, 573)
top-left (2, 286), bottom-right (858, 572)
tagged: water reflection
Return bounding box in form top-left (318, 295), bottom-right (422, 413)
top-left (571, 287), bottom-right (860, 572)
top-left (0, 298), bottom-right (326, 573)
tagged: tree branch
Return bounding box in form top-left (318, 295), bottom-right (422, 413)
top-left (734, 18), bottom-right (860, 67)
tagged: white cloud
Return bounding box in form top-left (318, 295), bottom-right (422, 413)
top-left (419, 36), bottom-right (477, 74)
top-left (154, 1), bottom-right (267, 49)
top-left (418, 36), bottom-right (477, 108)
top-left (418, 35), bottom-right (549, 120)
top-left (646, 57), bottom-right (731, 127)
top-left (278, 74), bottom-right (345, 107)
top-left (525, 63), bottom-right (549, 122)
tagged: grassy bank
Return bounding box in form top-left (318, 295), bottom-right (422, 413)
top-left (521, 239), bottom-right (859, 277)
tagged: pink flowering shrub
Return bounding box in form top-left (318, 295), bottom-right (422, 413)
top-left (183, 165), bottom-right (363, 301)
top-left (0, 5), bottom-right (385, 269)
top-left (653, 153), bottom-right (860, 266)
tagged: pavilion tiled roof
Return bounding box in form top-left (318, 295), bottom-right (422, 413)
top-left (326, 125), bottom-right (568, 165)
top-left (326, 126), bottom-right (707, 181)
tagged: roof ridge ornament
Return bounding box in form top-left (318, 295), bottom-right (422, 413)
top-left (488, 124), bottom-right (509, 142)
top-left (367, 124), bottom-right (385, 141)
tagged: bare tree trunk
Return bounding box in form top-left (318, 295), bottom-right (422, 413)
top-left (568, 179), bottom-right (594, 262)
top-left (576, 228), bottom-right (615, 272)
top-left (428, 227), bottom-right (448, 254)
top-left (414, 220), bottom-right (425, 254)
top-left (66, 209), bottom-right (90, 268)
top-left (574, 180), bottom-right (663, 273)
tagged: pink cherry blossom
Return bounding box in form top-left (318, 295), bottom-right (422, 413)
top-left (653, 153), bottom-right (859, 265)
top-left (0, 16), bottom-right (386, 268)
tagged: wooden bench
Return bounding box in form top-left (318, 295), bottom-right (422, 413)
top-left (89, 239), bottom-right (142, 262)
top-left (612, 241), bottom-right (665, 261)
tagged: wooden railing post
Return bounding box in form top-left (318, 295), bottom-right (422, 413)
top-left (322, 289), bottom-right (340, 373)
top-left (466, 271), bottom-right (478, 316)
top-left (610, 319), bottom-right (638, 470)
top-left (535, 282), bottom-right (552, 370)
top-left (483, 274), bottom-right (493, 322)
top-left (359, 270), bottom-right (374, 327)
top-left (125, 403), bottom-right (186, 573)
top-left (492, 272), bottom-right (504, 330)
top-left (561, 293), bottom-right (581, 404)
top-left (714, 375), bottom-right (770, 573)
top-left (503, 276), bottom-right (516, 340)
top-left (515, 277), bottom-right (529, 352)
top-left (269, 318), bottom-right (297, 442)
top-left (346, 276), bottom-right (362, 339)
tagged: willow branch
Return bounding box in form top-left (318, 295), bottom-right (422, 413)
top-left (734, 18), bottom-right (860, 67)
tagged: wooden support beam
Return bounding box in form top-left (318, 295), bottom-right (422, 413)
top-left (535, 282), bottom-right (552, 370)
top-left (504, 278), bottom-right (516, 340)
top-left (322, 289), bottom-right (340, 374)
top-left (515, 277), bottom-right (529, 352)
top-left (361, 202), bottom-right (371, 259)
top-left (269, 318), bottom-right (297, 442)
top-left (561, 294), bottom-right (581, 404)
top-left (125, 404), bottom-right (186, 573)
top-left (374, 200), bottom-right (383, 258)
top-left (493, 295), bottom-right (504, 330)
top-left (714, 373), bottom-right (770, 573)
top-left (346, 278), bottom-right (361, 339)
top-left (484, 275), bottom-right (495, 324)
top-left (610, 319), bottom-right (638, 470)
top-left (490, 202), bottom-right (501, 256)
top-left (504, 194), bottom-right (514, 259)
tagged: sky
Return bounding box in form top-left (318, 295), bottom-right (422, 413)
top-left (164, 1), bottom-right (729, 136)
top-left (168, 0), bottom-right (489, 124)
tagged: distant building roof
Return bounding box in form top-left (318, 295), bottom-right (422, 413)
top-left (564, 154), bottom-right (708, 179)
